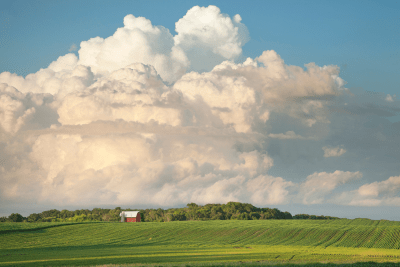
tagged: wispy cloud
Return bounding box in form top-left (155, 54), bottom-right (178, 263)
top-left (322, 146), bottom-right (346, 158)
top-left (68, 44), bottom-right (77, 52)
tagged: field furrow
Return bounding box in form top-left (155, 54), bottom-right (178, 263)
top-left (2, 219), bottom-right (400, 266)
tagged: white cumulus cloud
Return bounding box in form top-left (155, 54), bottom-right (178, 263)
top-left (2, 5), bottom-right (399, 214)
top-left (297, 171), bottom-right (362, 204)
top-left (77, 15), bottom-right (187, 83)
top-left (331, 175), bottom-right (400, 207)
top-left (174, 5), bottom-right (249, 72)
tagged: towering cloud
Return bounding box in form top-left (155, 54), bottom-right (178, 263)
top-left (76, 5), bottom-right (249, 83)
top-left (1, 5), bottom-right (399, 215)
top-left (77, 15), bottom-right (186, 83)
top-left (174, 5), bottom-right (249, 72)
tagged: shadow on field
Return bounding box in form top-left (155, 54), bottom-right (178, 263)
top-left (2, 242), bottom-right (399, 267)
top-left (2, 248), bottom-right (400, 267)
top-left (0, 222), bottom-right (86, 235)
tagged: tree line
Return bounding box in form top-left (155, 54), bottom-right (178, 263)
top-left (0, 202), bottom-right (340, 222)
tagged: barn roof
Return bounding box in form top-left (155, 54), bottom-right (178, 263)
top-left (120, 211), bottom-right (140, 217)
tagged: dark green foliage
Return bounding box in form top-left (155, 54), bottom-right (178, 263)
top-left (1, 202), bottom-right (343, 223)
top-left (8, 213), bottom-right (24, 222)
top-left (138, 202), bottom-right (294, 222)
top-left (5, 207), bottom-right (121, 223)
top-left (284, 211), bottom-right (293, 219)
top-left (40, 209), bottom-right (60, 218)
top-left (27, 213), bottom-right (41, 222)
top-left (293, 214), bottom-right (340, 220)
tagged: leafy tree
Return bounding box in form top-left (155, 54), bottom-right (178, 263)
top-left (60, 209), bottom-right (74, 219)
top-left (41, 209), bottom-right (60, 218)
top-left (293, 213), bottom-right (338, 220)
top-left (1, 202), bottom-right (301, 223)
top-left (250, 212), bottom-right (260, 220)
top-left (284, 211), bottom-right (293, 219)
top-left (102, 214), bottom-right (112, 221)
top-left (8, 213), bottom-right (24, 222)
top-left (27, 213), bottom-right (42, 222)
top-left (173, 210), bottom-right (186, 221)
top-left (108, 207), bottom-right (122, 222)
top-left (165, 213), bottom-right (175, 222)
top-left (212, 212), bottom-right (225, 220)
top-left (187, 203), bottom-right (198, 209)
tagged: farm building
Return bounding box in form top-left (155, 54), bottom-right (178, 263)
top-left (120, 211), bottom-right (141, 222)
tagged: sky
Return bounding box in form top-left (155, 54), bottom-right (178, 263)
top-left (0, 0), bottom-right (399, 220)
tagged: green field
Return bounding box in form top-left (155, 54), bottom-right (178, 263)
top-left (1, 219), bottom-right (400, 266)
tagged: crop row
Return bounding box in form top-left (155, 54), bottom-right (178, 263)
top-left (1, 219), bottom-right (400, 251)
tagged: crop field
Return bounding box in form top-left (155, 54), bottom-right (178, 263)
top-left (1, 219), bottom-right (400, 266)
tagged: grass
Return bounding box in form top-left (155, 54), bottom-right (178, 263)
top-left (1, 219), bottom-right (400, 266)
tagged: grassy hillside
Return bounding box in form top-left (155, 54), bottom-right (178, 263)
top-left (1, 219), bottom-right (400, 266)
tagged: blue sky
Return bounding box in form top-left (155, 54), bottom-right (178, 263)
top-left (2, 0), bottom-right (399, 101)
top-left (0, 1), bottom-right (400, 220)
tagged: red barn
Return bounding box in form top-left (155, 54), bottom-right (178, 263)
top-left (120, 211), bottom-right (141, 222)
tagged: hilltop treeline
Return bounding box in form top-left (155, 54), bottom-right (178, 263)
top-left (0, 202), bottom-right (340, 222)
